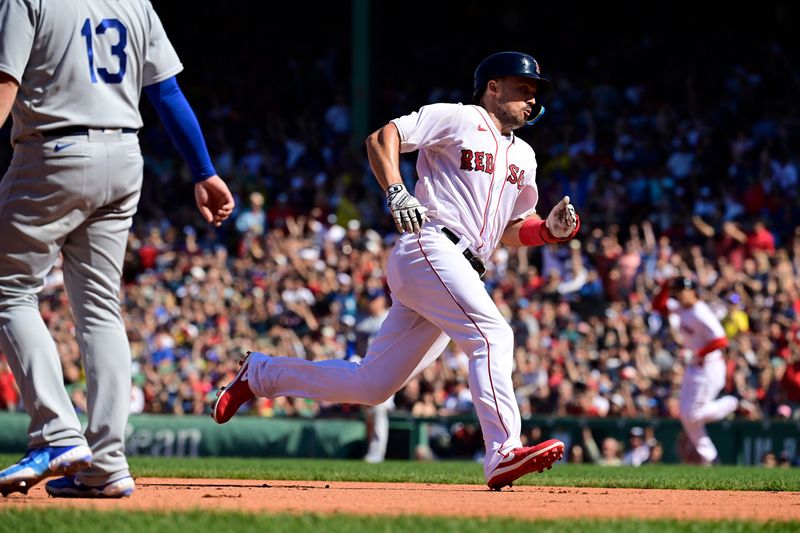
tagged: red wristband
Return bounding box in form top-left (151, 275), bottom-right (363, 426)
top-left (519, 218), bottom-right (556, 246)
top-left (519, 215), bottom-right (580, 246)
top-left (697, 337), bottom-right (729, 357)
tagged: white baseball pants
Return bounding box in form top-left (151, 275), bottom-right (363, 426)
top-left (679, 353), bottom-right (738, 463)
top-left (248, 223), bottom-right (522, 478)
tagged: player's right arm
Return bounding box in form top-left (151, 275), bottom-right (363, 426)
top-left (366, 123), bottom-right (428, 233)
top-left (0, 72), bottom-right (17, 127)
top-left (368, 103), bottom-right (462, 234)
top-left (365, 123), bottom-right (404, 192)
top-left (0, 0), bottom-right (31, 128)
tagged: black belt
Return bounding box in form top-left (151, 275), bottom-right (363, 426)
top-left (441, 227), bottom-right (487, 279)
top-left (45, 126), bottom-right (138, 137)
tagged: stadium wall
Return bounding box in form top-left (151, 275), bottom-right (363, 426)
top-left (0, 412), bottom-right (795, 465)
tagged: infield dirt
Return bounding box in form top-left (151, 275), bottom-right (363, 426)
top-left (2, 477), bottom-right (799, 521)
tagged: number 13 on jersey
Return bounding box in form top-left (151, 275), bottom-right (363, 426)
top-left (81, 18), bottom-right (127, 84)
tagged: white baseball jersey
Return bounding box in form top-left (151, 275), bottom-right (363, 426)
top-left (669, 297), bottom-right (738, 464)
top-left (0, 0), bottom-right (183, 143)
top-left (392, 103), bottom-right (539, 262)
top-left (667, 299), bottom-right (728, 358)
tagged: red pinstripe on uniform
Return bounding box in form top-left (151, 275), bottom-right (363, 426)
top-left (416, 233), bottom-right (510, 442)
top-left (475, 108), bottom-right (499, 252)
top-left (485, 142), bottom-right (513, 248)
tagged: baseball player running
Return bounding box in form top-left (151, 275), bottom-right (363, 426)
top-left (213, 52), bottom-right (579, 490)
top-left (653, 276), bottom-right (739, 464)
top-left (0, 0), bottom-right (234, 498)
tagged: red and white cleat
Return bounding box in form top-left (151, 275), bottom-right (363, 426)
top-left (487, 439), bottom-right (564, 491)
top-left (211, 352), bottom-right (256, 424)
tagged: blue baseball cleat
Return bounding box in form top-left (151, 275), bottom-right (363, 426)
top-left (0, 445), bottom-right (93, 497)
top-left (45, 474), bottom-right (135, 498)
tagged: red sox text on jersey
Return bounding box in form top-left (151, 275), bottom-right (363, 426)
top-left (460, 149), bottom-right (526, 190)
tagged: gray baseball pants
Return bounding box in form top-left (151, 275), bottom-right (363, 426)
top-left (0, 129), bottom-right (142, 484)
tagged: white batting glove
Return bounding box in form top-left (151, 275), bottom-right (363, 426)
top-left (386, 183), bottom-right (429, 234)
top-left (546, 196), bottom-right (578, 240)
top-left (679, 348), bottom-right (698, 366)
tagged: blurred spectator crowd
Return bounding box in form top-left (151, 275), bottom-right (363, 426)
top-left (0, 7), bottom-right (799, 454)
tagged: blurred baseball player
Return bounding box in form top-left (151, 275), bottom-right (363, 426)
top-left (653, 276), bottom-right (739, 465)
top-left (0, 0), bottom-right (234, 498)
top-left (213, 51), bottom-right (578, 490)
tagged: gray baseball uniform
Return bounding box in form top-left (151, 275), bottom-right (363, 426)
top-left (0, 0), bottom-right (182, 486)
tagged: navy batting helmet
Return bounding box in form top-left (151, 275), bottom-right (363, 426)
top-left (670, 276), bottom-right (698, 293)
top-left (473, 51), bottom-right (552, 125)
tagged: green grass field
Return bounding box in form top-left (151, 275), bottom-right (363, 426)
top-left (2, 454), bottom-right (799, 532)
top-left (1, 510), bottom-right (798, 533)
top-left (3, 453), bottom-right (799, 491)
top-left (116, 456), bottom-right (800, 491)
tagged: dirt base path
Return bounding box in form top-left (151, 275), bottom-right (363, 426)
top-left (3, 478), bottom-right (799, 522)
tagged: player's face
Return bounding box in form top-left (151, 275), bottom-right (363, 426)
top-left (675, 288), bottom-right (697, 307)
top-left (495, 77), bottom-right (538, 132)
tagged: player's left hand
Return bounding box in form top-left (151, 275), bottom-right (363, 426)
top-left (545, 196), bottom-right (579, 240)
top-left (195, 175), bottom-right (235, 227)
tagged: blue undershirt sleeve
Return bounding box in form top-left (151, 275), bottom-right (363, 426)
top-left (144, 76), bottom-right (217, 182)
